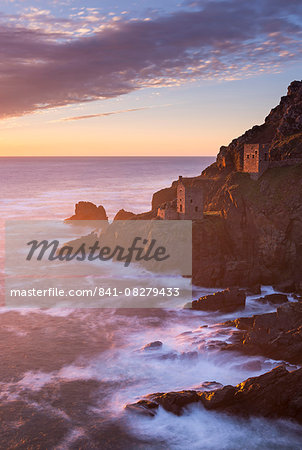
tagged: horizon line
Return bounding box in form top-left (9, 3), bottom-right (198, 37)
top-left (0, 155), bottom-right (217, 158)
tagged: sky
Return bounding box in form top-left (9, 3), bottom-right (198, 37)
top-left (0, 0), bottom-right (302, 156)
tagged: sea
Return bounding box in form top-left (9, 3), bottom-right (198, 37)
top-left (0, 157), bottom-right (301, 449)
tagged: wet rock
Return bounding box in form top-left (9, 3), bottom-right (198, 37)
top-left (158, 352), bottom-right (178, 361)
top-left (227, 301), bottom-right (302, 364)
top-left (126, 366), bottom-right (302, 423)
top-left (201, 366), bottom-right (302, 423)
top-left (273, 281), bottom-right (297, 293)
top-left (195, 381), bottom-right (223, 391)
top-left (142, 341), bottom-right (163, 351)
top-left (233, 359), bottom-right (262, 372)
top-left (255, 293), bottom-right (288, 304)
top-left (149, 390), bottom-right (200, 415)
top-left (65, 201), bottom-right (108, 221)
top-left (179, 351), bottom-right (198, 360)
top-left (125, 400), bottom-right (159, 417)
top-left (245, 285), bottom-right (261, 295)
top-left (113, 209), bottom-right (136, 221)
top-left (192, 288), bottom-right (246, 312)
top-left (199, 340), bottom-right (226, 351)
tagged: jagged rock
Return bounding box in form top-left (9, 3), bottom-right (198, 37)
top-left (113, 209), bottom-right (136, 220)
top-left (200, 366), bottom-right (302, 421)
top-left (65, 201), bottom-right (108, 221)
top-left (126, 366), bottom-right (302, 423)
top-left (192, 288), bottom-right (246, 312)
top-left (211, 80), bottom-right (302, 173)
top-left (226, 301), bottom-right (302, 364)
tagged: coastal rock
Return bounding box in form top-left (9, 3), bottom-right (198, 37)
top-left (192, 164), bottom-right (302, 289)
top-left (65, 201), bottom-right (108, 221)
top-left (255, 293), bottom-right (288, 304)
top-left (141, 341), bottom-right (163, 351)
top-left (113, 209), bottom-right (136, 220)
top-left (125, 400), bottom-right (159, 417)
top-left (192, 288), bottom-right (246, 312)
top-left (245, 285), bottom-right (261, 295)
top-left (226, 301), bottom-right (302, 364)
top-left (129, 390), bottom-right (200, 416)
top-left (152, 186), bottom-right (177, 211)
top-left (201, 366), bottom-right (302, 421)
top-left (126, 366), bottom-right (302, 423)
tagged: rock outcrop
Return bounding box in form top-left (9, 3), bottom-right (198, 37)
top-left (113, 209), bottom-right (136, 221)
top-left (152, 186), bottom-right (177, 211)
top-left (65, 201), bottom-right (108, 221)
top-left (255, 293), bottom-right (288, 304)
top-left (192, 288), bottom-right (246, 312)
top-left (192, 165), bottom-right (302, 288)
top-left (225, 301), bottom-right (302, 364)
top-left (126, 366), bottom-right (302, 423)
top-left (210, 80), bottom-right (302, 173)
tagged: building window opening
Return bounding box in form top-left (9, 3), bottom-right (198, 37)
top-left (180, 205), bottom-right (183, 212)
top-left (195, 206), bottom-right (198, 212)
top-left (265, 153), bottom-right (268, 161)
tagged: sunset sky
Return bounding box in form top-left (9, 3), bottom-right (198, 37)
top-left (0, 0), bottom-right (302, 156)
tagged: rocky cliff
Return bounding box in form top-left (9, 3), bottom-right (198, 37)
top-left (193, 164), bottom-right (302, 289)
top-left (208, 80), bottom-right (302, 174)
top-left (149, 81), bottom-right (302, 290)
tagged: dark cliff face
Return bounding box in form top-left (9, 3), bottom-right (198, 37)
top-left (134, 81), bottom-right (302, 289)
top-left (193, 165), bottom-right (302, 289)
top-left (213, 80), bottom-right (302, 172)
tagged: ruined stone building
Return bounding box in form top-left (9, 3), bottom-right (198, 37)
top-left (243, 143), bottom-right (270, 179)
top-left (242, 143), bottom-right (301, 179)
top-left (157, 176), bottom-right (204, 220)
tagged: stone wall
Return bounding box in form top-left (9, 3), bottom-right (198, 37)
top-left (243, 143), bottom-right (270, 178)
top-left (243, 144), bottom-right (260, 173)
top-left (177, 177), bottom-right (203, 220)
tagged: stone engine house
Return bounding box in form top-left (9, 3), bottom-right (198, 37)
top-left (157, 176), bottom-right (204, 220)
top-left (243, 143), bottom-right (270, 179)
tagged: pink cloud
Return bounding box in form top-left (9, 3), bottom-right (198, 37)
top-left (0, 0), bottom-right (301, 119)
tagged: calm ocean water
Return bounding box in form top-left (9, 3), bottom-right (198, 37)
top-left (0, 157), bottom-right (215, 220)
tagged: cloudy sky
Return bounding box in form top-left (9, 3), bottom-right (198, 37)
top-left (0, 0), bottom-right (302, 156)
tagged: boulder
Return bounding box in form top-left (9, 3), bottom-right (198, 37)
top-left (192, 288), bottom-right (246, 312)
top-left (65, 201), bottom-right (108, 221)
